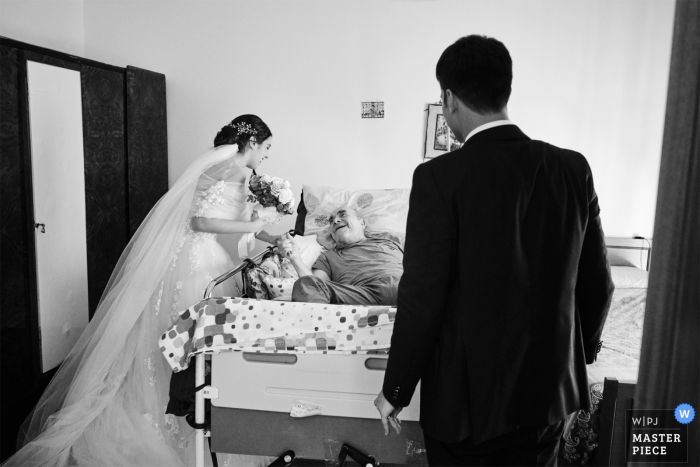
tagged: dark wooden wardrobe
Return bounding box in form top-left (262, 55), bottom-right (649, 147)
top-left (0, 37), bottom-right (168, 461)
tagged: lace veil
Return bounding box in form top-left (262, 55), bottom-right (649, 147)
top-left (6, 144), bottom-right (241, 467)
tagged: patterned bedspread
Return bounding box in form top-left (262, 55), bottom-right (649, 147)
top-left (563, 287), bottom-right (647, 465)
top-left (586, 288), bottom-right (646, 384)
top-left (160, 297), bottom-right (396, 372)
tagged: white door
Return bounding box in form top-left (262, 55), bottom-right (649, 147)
top-left (27, 60), bottom-right (90, 373)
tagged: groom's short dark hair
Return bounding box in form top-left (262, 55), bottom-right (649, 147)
top-left (436, 35), bottom-right (512, 115)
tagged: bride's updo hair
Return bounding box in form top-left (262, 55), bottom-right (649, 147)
top-left (214, 114), bottom-right (272, 151)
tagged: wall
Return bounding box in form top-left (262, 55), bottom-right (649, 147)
top-left (6, 0), bottom-right (676, 261)
top-left (0, 0), bottom-right (84, 55)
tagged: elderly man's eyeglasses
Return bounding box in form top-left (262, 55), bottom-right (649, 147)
top-left (329, 211), bottom-right (355, 224)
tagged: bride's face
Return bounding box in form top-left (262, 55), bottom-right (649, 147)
top-left (247, 137), bottom-right (273, 170)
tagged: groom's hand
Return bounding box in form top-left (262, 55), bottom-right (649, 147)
top-left (374, 390), bottom-right (402, 435)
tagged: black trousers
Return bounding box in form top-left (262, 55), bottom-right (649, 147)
top-left (424, 420), bottom-right (565, 467)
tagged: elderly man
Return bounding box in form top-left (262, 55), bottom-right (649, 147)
top-left (277, 206), bottom-right (403, 305)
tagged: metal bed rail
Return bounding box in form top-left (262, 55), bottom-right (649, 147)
top-left (606, 241), bottom-right (652, 271)
top-left (203, 247), bottom-right (273, 299)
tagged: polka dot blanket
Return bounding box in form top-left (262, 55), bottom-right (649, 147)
top-left (160, 297), bottom-right (396, 372)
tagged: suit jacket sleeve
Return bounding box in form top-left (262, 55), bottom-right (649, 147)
top-left (576, 168), bottom-right (615, 364)
top-left (382, 162), bottom-right (456, 407)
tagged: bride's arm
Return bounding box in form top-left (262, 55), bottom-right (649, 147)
top-left (255, 230), bottom-right (282, 245)
top-left (191, 218), bottom-right (282, 245)
top-left (191, 217), bottom-right (265, 234)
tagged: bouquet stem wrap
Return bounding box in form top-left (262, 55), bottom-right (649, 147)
top-left (238, 174), bottom-right (295, 257)
top-left (238, 232), bottom-right (256, 258)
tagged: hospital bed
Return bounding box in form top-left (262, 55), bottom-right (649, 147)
top-left (194, 250), bottom-right (425, 467)
top-left (160, 186), bottom-right (424, 467)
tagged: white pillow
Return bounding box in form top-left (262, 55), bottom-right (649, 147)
top-left (607, 251), bottom-right (637, 268)
top-left (610, 266), bottom-right (649, 289)
top-left (301, 185), bottom-right (410, 249)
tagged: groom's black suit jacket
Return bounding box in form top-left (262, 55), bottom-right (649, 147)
top-left (383, 124), bottom-right (614, 444)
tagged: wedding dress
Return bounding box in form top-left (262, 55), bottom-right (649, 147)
top-left (5, 145), bottom-right (271, 467)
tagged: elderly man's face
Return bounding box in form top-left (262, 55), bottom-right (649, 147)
top-left (328, 206), bottom-right (366, 246)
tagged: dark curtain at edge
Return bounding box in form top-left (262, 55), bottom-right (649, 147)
top-left (635, 0), bottom-right (700, 464)
top-left (126, 65), bottom-right (168, 236)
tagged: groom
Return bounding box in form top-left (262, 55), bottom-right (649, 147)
top-left (375, 35), bottom-right (614, 466)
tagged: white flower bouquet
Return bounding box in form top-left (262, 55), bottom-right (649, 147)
top-left (247, 174), bottom-right (295, 223)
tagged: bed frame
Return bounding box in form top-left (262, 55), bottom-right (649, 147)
top-left (605, 237), bottom-right (652, 271)
top-left (194, 245), bottom-right (426, 467)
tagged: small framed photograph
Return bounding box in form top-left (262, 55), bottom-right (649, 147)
top-left (424, 103), bottom-right (460, 159)
top-left (362, 102), bottom-right (384, 118)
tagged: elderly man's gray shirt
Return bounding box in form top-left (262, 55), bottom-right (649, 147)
top-left (312, 233), bottom-right (404, 286)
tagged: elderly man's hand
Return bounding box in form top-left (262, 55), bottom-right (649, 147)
top-left (375, 390), bottom-right (402, 435)
top-left (277, 232), bottom-right (300, 261)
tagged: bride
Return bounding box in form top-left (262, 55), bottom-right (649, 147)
top-left (5, 115), bottom-right (279, 467)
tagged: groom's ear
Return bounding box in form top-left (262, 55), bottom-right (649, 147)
top-left (444, 89), bottom-right (459, 113)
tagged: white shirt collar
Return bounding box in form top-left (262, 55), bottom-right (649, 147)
top-left (463, 120), bottom-right (514, 143)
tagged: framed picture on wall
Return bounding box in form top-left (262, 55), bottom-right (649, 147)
top-left (362, 101), bottom-right (384, 118)
top-left (424, 103), bottom-right (460, 159)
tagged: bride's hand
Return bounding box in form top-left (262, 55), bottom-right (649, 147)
top-left (250, 211), bottom-right (268, 232)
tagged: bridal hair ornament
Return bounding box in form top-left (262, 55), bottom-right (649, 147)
top-left (228, 121), bottom-right (258, 135)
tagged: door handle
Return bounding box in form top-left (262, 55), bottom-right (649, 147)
top-left (35, 223), bottom-right (45, 233)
